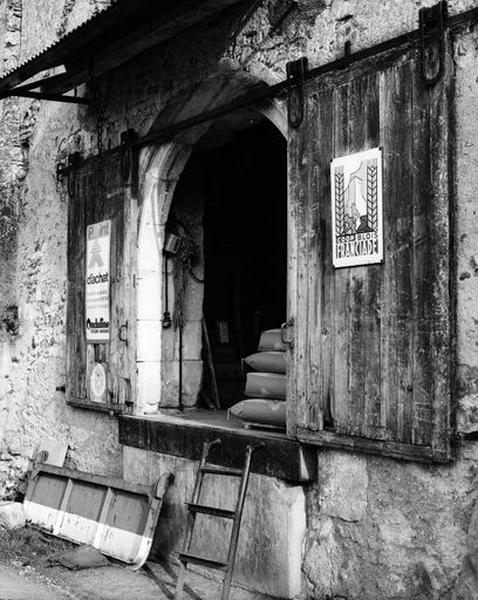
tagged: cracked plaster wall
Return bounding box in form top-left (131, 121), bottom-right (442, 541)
top-left (1, 1), bottom-right (478, 598)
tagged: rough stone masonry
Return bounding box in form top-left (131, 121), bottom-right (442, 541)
top-left (1, 1), bottom-right (478, 599)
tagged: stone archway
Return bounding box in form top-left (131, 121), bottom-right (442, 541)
top-left (135, 71), bottom-right (287, 415)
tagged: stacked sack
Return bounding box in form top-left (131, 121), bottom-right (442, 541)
top-left (229, 329), bottom-right (287, 430)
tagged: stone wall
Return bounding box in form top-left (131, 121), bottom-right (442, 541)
top-left (0, 0), bottom-right (122, 500)
top-left (0, 0), bottom-right (30, 500)
top-left (1, 0), bottom-right (478, 598)
top-left (0, 0), bottom-right (22, 328)
top-left (303, 447), bottom-right (478, 599)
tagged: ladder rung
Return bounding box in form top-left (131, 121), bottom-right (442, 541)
top-left (201, 464), bottom-right (243, 477)
top-left (178, 551), bottom-right (228, 571)
top-left (187, 503), bottom-right (236, 519)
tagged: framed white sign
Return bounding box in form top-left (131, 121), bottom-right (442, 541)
top-left (331, 147), bottom-right (383, 268)
top-left (85, 220), bottom-right (111, 343)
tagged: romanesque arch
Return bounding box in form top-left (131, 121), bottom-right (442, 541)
top-left (136, 69), bottom-right (287, 414)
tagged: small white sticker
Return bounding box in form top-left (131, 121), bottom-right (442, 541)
top-left (90, 363), bottom-right (106, 401)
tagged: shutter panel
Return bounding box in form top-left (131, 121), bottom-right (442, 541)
top-left (289, 43), bottom-right (453, 462)
top-left (66, 152), bottom-right (135, 412)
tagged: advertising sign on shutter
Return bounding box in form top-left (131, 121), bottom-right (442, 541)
top-left (86, 220), bottom-right (111, 342)
top-left (331, 147), bottom-right (383, 268)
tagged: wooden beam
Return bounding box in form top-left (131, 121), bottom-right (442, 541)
top-left (118, 414), bottom-right (317, 482)
top-left (296, 427), bottom-right (452, 464)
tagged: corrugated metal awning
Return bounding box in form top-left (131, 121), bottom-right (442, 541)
top-left (0, 0), bottom-right (252, 104)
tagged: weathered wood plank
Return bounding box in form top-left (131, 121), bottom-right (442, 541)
top-left (380, 65), bottom-right (399, 443)
top-left (358, 73), bottom-right (382, 440)
top-left (392, 60), bottom-right (414, 445)
top-left (346, 75), bottom-right (373, 437)
top-left (32, 462), bottom-right (154, 496)
top-left (428, 40), bottom-right (454, 459)
top-left (287, 82), bottom-right (311, 436)
top-left (306, 86), bottom-right (321, 430)
top-left (66, 169), bottom-right (87, 404)
top-left (122, 179), bottom-right (137, 411)
top-left (411, 59), bottom-right (433, 447)
top-left (306, 87), bottom-right (332, 431)
top-left (332, 83), bottom-right (352, 435)
top-left (316, 88), bottom-right (335, 429)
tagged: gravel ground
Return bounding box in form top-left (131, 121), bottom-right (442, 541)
top-left (0, 527), bottom-right (276, 600)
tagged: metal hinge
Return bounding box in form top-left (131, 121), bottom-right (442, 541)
top-left (286, 57), bottom-right (307, 129)
top-left (119, 321), bottom-right (129, 345)
top-left (419, 0), bottom-right (448, 87)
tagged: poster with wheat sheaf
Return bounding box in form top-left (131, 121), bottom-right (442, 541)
top-left (331, 147), bottom-right (383, 268)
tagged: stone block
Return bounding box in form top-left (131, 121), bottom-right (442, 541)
top-left (36, 438), bottom-right (67, 467)
top-left (378, 508), bottom-right (414, 547)
top-left (140, 191), bottom-right (163, 227)
top-left (318, 450), bottom-right (368, 522)
top-left (175, 321), bottom-right (202, 361)
top-left (137, 319), bottom-right (162, 362)
top-left (182, 280), bottom-right (204, 321)
top-left (160, 360), bottom-right (203, 408)
top-left (137, 221), bottom-right (162, 271)
top-left (453, 498), bottom-right (478, 600)
top-left (136, 361), bottom-right (161, 412)
top-left (0, 501), bottom-right (26, 529)
top-left (457, 395), bottom-right (478, 435)
top-left (123, 448), bottom-right (305, 598)
top-left (161, 320), bottom-right (202, 362)
top-left (161, 327), bottom-right (176, 362)
top-left (136, 271), bottom-right (162, 321)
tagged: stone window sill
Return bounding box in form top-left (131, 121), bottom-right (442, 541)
top-left (118, 409), bottom-right (317, 483)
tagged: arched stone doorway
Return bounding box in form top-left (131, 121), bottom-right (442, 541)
top-left (136, 71), bottom-right (287, 415)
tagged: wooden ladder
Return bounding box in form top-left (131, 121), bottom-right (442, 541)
top-left (175, 439), bottom-right (256, 600)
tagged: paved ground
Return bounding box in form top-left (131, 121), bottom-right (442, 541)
top-left (0, 559), bottom-right (275, 600)
top-left (0, 564), bottom-right (73, 600)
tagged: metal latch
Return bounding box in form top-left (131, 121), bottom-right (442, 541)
top-left (281, 318), bottom-right (295, 349)
top-left (419, 0), bottom-right (448, 87)
top-left (286, 57), bottom-right (308, 129)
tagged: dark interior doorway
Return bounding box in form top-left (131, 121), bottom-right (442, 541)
top-left (170, 117), bottom-right (287, 408)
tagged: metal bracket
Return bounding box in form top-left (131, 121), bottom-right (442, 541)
top-left (120, 128), bottom-right (137, 185)
top-left (286, 57), bottom-right (307, 129)
top-left (419, 0), bottom-right (448, 87)
top-left (4, 89), bottom-right (89, 105)
top-left (67, 152), bottom-right (81, 198)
